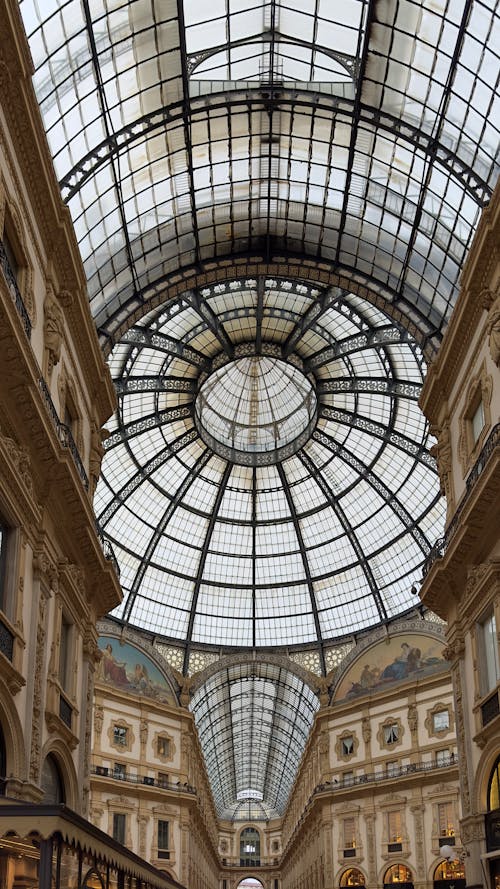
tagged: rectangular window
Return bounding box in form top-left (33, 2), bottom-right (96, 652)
top-left (384, 723), bottom-right (399, 745)
top-left (2, 230), bottom-right (19, 280)
top-left (433, 710), bottom-right (450, 732)
top-left (480, 612), bottom-right (500, 694)
top-left (343, 817), bottom-right (356, 849)
top-left (388, 811), bottom-right (402, 843)
top-left (342, 735), bottom-right (354, 756)
top-left (342, 770), bottom-right (354, 786)
top-left (113, 763), bottom-right (126, 781)
top-left (59, 616), bottom-right (71, 689)
top-left (471, 399), bottom-right (485, 444)
top-left (387, 760), bottom-right (399, 777)
top-left (158, 772), bottom-right (169, 788)
top-left (113, 726), bottom-right (128, 747)
top-left (112, 813), bottom-right (126, 845)
top-left (157, 737), bottom-right (170, 757)
top-left (438, 802), bottom-right (455, 838)
top-left (0, 523), bottom-right (7, 613)
top-left (436, 749), bottom-right (451, 766)
top-left (158, 820), bottom-right (170, 859)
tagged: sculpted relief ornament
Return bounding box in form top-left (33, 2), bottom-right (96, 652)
top-left (43, 286), bottom-right (64, 373)
top-left (482, 287), bottom-right (500, 366)
top-left (430, 422), bottom-right (453, 510)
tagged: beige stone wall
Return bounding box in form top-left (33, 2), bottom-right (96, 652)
top-left (279, 624), bottom-right (460, 889)
top-left (420, 179), bottom-right (500, 889)
top-left (90, 628), bottom-right (220, 888)
top-left (0, 0), bottom-right (120, 821)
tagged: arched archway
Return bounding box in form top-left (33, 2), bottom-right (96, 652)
top-left (239, 827), bottom-right (261, 867)
top-left (40, 753), bottom-right (65, 804)
top-left (340, 867), bottom-right (366, 886)
top-left (236, 879), bottom-right (265, 889)
top-left (40, 738), bottom-right (79, 811)
top-left (383, 864), bottom-right (414, 889)
top-left (433, 858), bottom-right (466, 889)
top-left (0, 680), bottom-right (27, 790)
top-left (0, 721), bottom-right (6, 795)
top-left (485, 756), bottom-right (500, 888)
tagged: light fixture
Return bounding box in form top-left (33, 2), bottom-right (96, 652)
top-left (440, 844), bottom-right (469, 862)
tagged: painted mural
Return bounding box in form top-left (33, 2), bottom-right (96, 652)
top-left (334, 633), bottom-right (447, 701)
top-left (96, 635), bottom-right (176, 704)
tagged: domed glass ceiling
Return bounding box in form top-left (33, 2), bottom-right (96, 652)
top-left (195, 355), bottom-right (318, 464)
top-left (95, 277), bottom-right (444, 662)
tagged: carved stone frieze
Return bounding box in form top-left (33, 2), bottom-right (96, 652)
top-left (0, 425), bottom-right (34, 496)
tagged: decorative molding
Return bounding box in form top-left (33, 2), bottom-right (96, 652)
top-left (425, 701), bottom-right (455, 739)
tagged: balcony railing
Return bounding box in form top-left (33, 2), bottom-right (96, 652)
top-left (91, 765), bottom-right (196, 795)
top-left (423, 423), bottom-right (500, 577)
top-left (95, 523), bottom-right (121, 577)
top-left (0, 239), bottom-right (31, 338)
top-left (37, 377), bottom-right (89, 490)
top-left (0, 618), bottom-right (14, 662)
top-left (313, 754), bottom-right (456, 796)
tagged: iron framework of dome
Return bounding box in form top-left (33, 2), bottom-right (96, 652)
top-left (17, 0), bottom-right (499, 825)
top-left (92, 278), bottom-right (444, 671)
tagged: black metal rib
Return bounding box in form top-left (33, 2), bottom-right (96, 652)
top-left (252, 466), bottom-right (257, 648)
top-left (185, 290), bottom-right (235, 357)
top-left (319, 404), bottom-right (436, 471)
top-left (396, 0), bottom-right (474, 302)
top-left (182, 461), bottom-right (233, 674)
top-left (317, 377), bottom-right (422, 401)
top-left (312, 429), bottom-right (432, 555)
top-left (59, 90), bottom-right (492, 207)
top-left (188, 34), bottom-right (357, 79)
top-left (98, 430), bottom-right (198, 526)
top-left (276, 463), bottom-right (326, 676)
top-left (122, 448), bottom-right (211, 624)
top-left (104, 405), bottom-right (194, 452)
top-left (305, 325), bottom-right (411, 370)
top-left (298, 449), bottom-right (388, 624)
top-left (334, 0), bottom-right (377, 267)
top-left (255, 277), bottom-right (265, 356)
top-left (282, 286), bottom-right (340, 357)
top-left (175, 0), bottom-right (202, 266)
top-left (120, 328), bottom-right (209, 369)
top-left (81, 0), bottom-right (141, 298)
top-left (114, 375), bottom-right (197, 396)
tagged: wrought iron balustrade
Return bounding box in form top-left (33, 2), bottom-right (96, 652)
top-left (481, 690), bottom-right (500, 727)
top-left (59, 693), bottom-right (73, 729)
top-left (95, 523), bottom-right (121, 576)
top-left (0, 239), bottom-right (31, 338)
top-left (0, 618), bottom-right (14, 662)
top-left (91, 764), bottom-right (196, 794)
top-left (313, 753), bottom-right (456, 797)
top-left (37, 377), bottom-right (89, 490)
top-left (422, 422), bottom-right (500, 576)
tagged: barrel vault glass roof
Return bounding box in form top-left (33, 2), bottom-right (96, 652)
top-left (189, 662), bottom-right (319, 820)
top-left (17, 0), bottom-right (498, 825)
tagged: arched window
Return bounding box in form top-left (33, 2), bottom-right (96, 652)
top-left (240, 827), bottom-right (261, 867)
top-left (40, 754), bottom-right (65, 804)
top-left (340, 868), bottom-right (366, 886)
top-left (383, 864), bottom-right (413, 889)
top-left (0, 722), bottom-right (6, 795)
top-left (433, 859), bottom-right (466, 889)
top-left (486, 756), bottom-right (500, 858)
top-left (488, 756), bottom-right (500, 812)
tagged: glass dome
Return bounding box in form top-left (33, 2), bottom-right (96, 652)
top-left (95, 277), bottom-right (445, 656)
top-left (195, 356), bottom-right (318, 464)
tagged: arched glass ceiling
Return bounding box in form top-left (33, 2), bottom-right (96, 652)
top-left (94, 278), bottom-right (444, 667)
top-left (19, 0), bottom-right (499, 349)
top-left (189, 662), bottom-right (319, 820)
